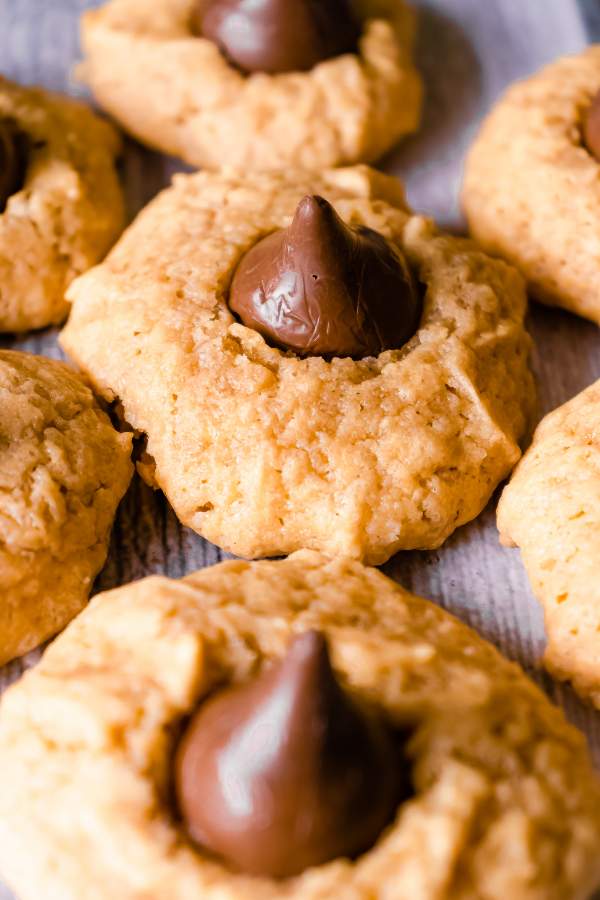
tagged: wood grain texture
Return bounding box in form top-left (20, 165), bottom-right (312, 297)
top-left (0, 1), bottom-right (599, 897)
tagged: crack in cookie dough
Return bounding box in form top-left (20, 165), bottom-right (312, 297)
top-left (463, 46), bottom-right (600, 325)
top-left (0, 77), bottom-right (125, 332)
top-left (0, 351), bottom-right (133, 664)
top-left (78, 0), bottom-right (422, 171)
top-left (0, 552), bottom-right (598, 899)
top-left (498, 379), bottom-right (600, 708)
top-left (60, 166), bottom-right (535, 564)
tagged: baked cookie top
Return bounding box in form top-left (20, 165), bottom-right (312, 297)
top-left (498, 379), bottom-right (600, 708)
top-left (79, 0), bottom-right (422, 171)
top-left (0, 77), bottom-right (125, 333)
top-left (0, 551), bottom-right (598, 900)
top-left (61, 166), bottom-right (535, 564)
top-left (463, 45), bottom-right (600, 325)
top-left (0, 350), bottom-right (133, 665)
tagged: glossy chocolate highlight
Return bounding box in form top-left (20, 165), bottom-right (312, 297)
top-left (229, 194), bottom-right (421, 359)
top-left (175, 631), bottom-right (404, 878)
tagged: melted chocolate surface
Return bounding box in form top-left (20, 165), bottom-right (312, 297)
top-left (229, 195), bottom-right (421, 359)
top-left (175, 631), bottom-right (406, 878)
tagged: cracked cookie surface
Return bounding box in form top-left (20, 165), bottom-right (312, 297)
top-left (0, 350), bottom-right (133, 664)
top-left (0, 551), bottom-right (598, 900)
top-left (61, 166), bottom-right (535, 564)
top-left (79, 0), bottom-right (422, 171)
top-left (0, 76), bottom-right (125, 332)
top-left (498, 379), bottom-right (600, 708)
top-left (463, 46), bottom-right (600, 325)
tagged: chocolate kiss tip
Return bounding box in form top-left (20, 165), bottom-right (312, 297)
top-left (286, 628), bottom-right (327, 663)
top-left (291, 194), bottom-right (342, 233)
top-left (278, 629), bottom-right (336, 695)
top-left (288, 194), bottom-right (342, 244)
top-left (175, 628), bottom-right (405, 879)
top-left (296, 194), bottom-right (331, 217)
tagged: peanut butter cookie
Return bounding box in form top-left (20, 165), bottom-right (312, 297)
top-left (498, 379), bottom-right (600, 708)
top-left (0, 77), bottom-right (125, 332)
top-left (79, 0), bottom-right (422, 171)
top-left (0, 350), bottom-right (132, 664)
top-left (61, 166), bottom-right (534, 564)
top-left (463, 46), bottom-right (600, 325)
top-left (0, 552), bottom-right (598, 900)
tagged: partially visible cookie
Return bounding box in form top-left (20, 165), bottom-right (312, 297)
top-left (498, 379), bottom-right (600, 707)
top-left (0, 551), bottom-right (599, 900)
top-left (0, 350), bottom-right (133, 664)
top-left (463, 46), bottom-right (600, 325)
top-left (79, 0), bottom-right (422, 171)
top-left (0, 76), bottom-right (125, 332)
top-left (60, 165), bottom-right (535, 564)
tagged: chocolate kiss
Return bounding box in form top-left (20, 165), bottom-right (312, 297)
top-left (0, 120), bottom-right (27, 214)
top-left (197, 0), bottom-right (360, 75)
top-left (583, 88), bottom-right (600, 162)
top-left (175, 630), bottom-right (404, 879)
top-left (229, 195), bottom-right (422, 359)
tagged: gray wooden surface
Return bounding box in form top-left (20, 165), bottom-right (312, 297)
top-left (0, 1), bottom-right (599, 897)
